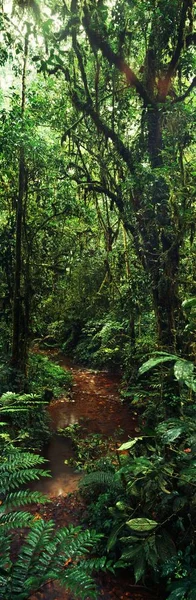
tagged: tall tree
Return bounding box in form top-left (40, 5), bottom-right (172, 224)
top-left (11, 27), bottom-right (29, 380)
top-left (46, 0), bottom-right (195, 351)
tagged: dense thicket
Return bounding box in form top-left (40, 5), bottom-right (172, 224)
top-left (0, 2), bottom-right (196, 598)
top-left (0, 0), bottom-right (195, 382)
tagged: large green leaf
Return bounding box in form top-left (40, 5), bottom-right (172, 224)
top-left (139, 355), bottom-right (177, 375)
top-left (182, 298), bottom-right (196, 310)
top-left (174, 360), bottom-right (196, 391)
top-left (166, 585), bottom-right (188, 599)
top-left (156, 530), bottom-right (176, 561)
top-left (134, 551), bottom-right (146, 583)
top-left (162, 426), bottom-right (184, 443)
top-left (117, 438), bottom-right (141, 451)
top-left (126, 518), bottom-right (158, 532)
top-left (107, 522), bottom-right (124, 551)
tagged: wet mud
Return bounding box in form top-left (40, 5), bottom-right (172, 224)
top-left (32, 351), bottom-right (136, 497)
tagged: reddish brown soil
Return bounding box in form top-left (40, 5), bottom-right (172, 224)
top-left (48, 351), bottom-right (137, 437)
top-left (27, 349), bottom-right (164, 600)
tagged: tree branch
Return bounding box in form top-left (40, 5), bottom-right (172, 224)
top-left (32, 209), bottom-right (70, 236)
top-left (82, 7), bottom-right (155, 108)
top-left (185, 32), bottom-right (196, 47)
top-left (160, 0), bottom-right (191, 100)
top-left (71, 0), bottom-right (92, 105)
top-left (79, 181), bottom-right (124, 214)
top-left (172, 76), bottom-right (196, 103)
top-left (71, 90), bottom-right (135, 173)
top-left (61, 115), bottom-right (84, 145)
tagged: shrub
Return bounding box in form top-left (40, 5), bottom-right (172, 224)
top-left (28, 353), bottom-right (72, 398)
top-left (0, 391), bottom-right (51, 450)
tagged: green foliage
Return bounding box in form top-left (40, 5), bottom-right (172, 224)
top-left (81, 397), bottom-right (196, 585)
top-left (79, 469), bottom-right (122, 501)
top-left (139, 353), bottom-right (196, 392)
top-left (28, 354), bottom-right (72, 397)
top-left (72, 317), bottom-right (126, 368)
top-left (0, 449), bottom-right (50, 497)
top-left (162, 548), bottom-right (196, 600)
top-left (0, 447), bottom-right (50, 544)
top-left (1, 521), bottom-right (102, 600)
top-left (0, 2), bottom-right (196, 597)
top-left (0, 447), bottom-right (108, 600)
top-left (86, 491), bottom-right (118, 537)
top-left (60, 423), bottom-right (121, 471)
top-left (0, 391), bottom-right (51, 449)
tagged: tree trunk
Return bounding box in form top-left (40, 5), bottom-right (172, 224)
top-left (144, 106), bottom-right (183, 351)
top-left (11, 31), bottom-right (29, 386)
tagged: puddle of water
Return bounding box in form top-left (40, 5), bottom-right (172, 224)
top-left (30, 435), bottom-right (81, 498)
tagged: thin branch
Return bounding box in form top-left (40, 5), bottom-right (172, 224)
top-left (81, 181), bottom-right (124, 213)
top-left (32, 209), bottom-right (70, 236)
top-left (71, 90), bottom-right (135, 174)
top-left (61, 115), bottom-right (84, 145)
top-left (172, 76), bottom-right (196, 103)
top-left (185, 32), bottom-right (196, 47)
top-left (71, 0), bottom-right (92, 104)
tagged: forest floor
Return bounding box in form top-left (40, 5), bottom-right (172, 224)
top-left (27, 492), bottom-right (162, 600)
top-left (27, 350), bottom-right (165, 600)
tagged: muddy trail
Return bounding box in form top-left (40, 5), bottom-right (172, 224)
top-left (28, 351), bottom-right (162, 600)
top-left (32, 350), bottom-right (137, 498)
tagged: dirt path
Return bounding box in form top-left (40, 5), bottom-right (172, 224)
top-left (31, 350), bottom-right (137, 498)
top-left (49, 352), bottom-right (137, 437)
top-left (29, 351), bottom-right (162, 600)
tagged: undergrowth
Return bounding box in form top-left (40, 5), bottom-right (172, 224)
top-left (58, 423), bottom-right (123, 471)
top-left (0, 391), bottom-right (51, 450)
top-left (0, 446), bottom-right (112, 600)
top-left (78, 345), bottom-right (196, 600)
top-left (28, 353), bottom-right (72, 398)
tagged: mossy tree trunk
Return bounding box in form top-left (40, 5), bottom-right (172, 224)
top-left (11, 30), bottom-right (29, 387)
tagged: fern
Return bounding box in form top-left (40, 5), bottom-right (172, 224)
top-left (5, 521), bottom-right (103, 599)
top-left (0, 511), bottom-right (33, 532)
top-left (0, 467), bottom-right (51, 494)
top-left (59, 564), bottom-right (98, 600)
top-left (0, 448), bottom-right (107, 599)
top-left (0, 450), bottom-right (47, 470)
top-left (0, 450), bottom-right (50, 494)
top-left (0, 490), bottom-right (50, 510)
top-left (0, 450), bottom-right (49, 532)
top-left (79, 556), bottom-right (115, 573)
top-left (79, 470), bottom-right (121, 494)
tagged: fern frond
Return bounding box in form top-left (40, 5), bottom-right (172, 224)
top-left (0, 575), bottom-right (8, 599)
top-left (0, 392), bottom-right (42, 405)
top-left (12, 520), bottom-right (55, 593)
top-left (0, 451), bottom-right (47, 471)
top-left (0, 468), bottom-right (51, 494)
top-left (79, 556), bottom-right (115, 573)
top-left (79, 470), bottom-right (118, 492)
top-left (0, 446), bottom-right (103, 600)
top-left (0, 534), bottom-right (11, 570)
top-left (53, 526), bottom-right (102, 562)
top-left (60, 564), bottom-right (98, 600)
top-left (0, 490), bottom-right (49, 511)
top-left (0, 511), bottom-right (33, 531)
top-left (11, 521), bottom-right (101, 599)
